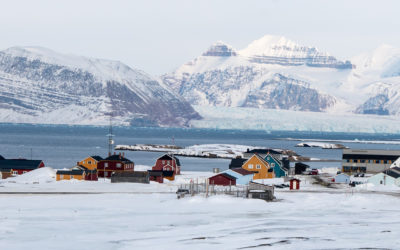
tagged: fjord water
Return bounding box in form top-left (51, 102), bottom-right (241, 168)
top-left (1, 124), bottom-right (400, 171)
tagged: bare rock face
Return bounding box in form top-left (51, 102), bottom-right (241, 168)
top-left (0, 46), bottom-right (200, 126)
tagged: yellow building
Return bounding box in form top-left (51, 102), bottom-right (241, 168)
top-left (56, 168), bottom-right (85, 181)
top-left (78, 156), bottom-right (103, 170)
top-left (242, 154), bottom-right (274, 180)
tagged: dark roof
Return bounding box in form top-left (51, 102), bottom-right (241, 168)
top-left (90, 156), bottom-right (103, 161)
top-left (231, 168), bottom-right (254, 176)
top-left (112, 171), bottom-right (148, 178)
top-left (0, 159), bottom-right (43, 170)
top-left (211, 173), bottom-right (237, 180)
top-left (56, 169), bottom-right (84, 175)
top-left (0, 155), bottom-right (5, 160)
top-left (148, 170), bottom-right (163, 177)
top-left (104, 154), bottom-right (133, 163)
top-left (229, 158), bottom-right (246, 169)
top-left (157, 154), bottom-right (181, 166)
top-left (246, 149), bottom-right (282, 155)
top-left (391, 166), bottom-right (400, 173)
top-left (384, 169), bottom-right (400, 179)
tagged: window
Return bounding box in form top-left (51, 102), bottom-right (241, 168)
top-left (360, 159), bottom-right (365, 163)
top-left (384, 160), bottom-right (388, 164)
top-left (271, 163), bottom-right (275, 167)
top-left (104, 163), bottom-right (108, 168)
top-left (267, 157), bottom-right (270, 160)
top-left (346, 159), bottom-right (350, 163)
top-left (162, 160), bottom-right (165, 164)
top-left (12, 171), bottom-right (18, 175)
top-left (23, 171), bottom-right (27, 174)
top-left (256, 164), bottom-right (261, 169)
top-left (116, 163), bottom-right (121, 168)
top-left (248, 164), bottom-right (253, 169)
top-left (60, 174), bottom-right (63, 179)
top-left (88, 161), bottom-right (92, 164)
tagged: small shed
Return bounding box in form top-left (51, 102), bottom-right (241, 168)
top-left (111, 171), bottom-right (150, 184)
top-left (148, 170), bottom-right (164, 183)
top-left (223, 168), bottom-right (254, 185)
top-left (295, 162), bottom-right (309, 175)
top-left (289, 178), bottom-right (301, 190)
top-left (334, 173), bottom-right (350, 184)
top-left (209, 173), bottom-right (236, 186)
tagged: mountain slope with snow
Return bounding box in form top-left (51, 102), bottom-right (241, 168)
top-left (0, 46), bottom-right (200, 126)
top-left (162, 35), bottom-right (400, 119)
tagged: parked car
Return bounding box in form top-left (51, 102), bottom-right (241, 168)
top-left (310, 169), bottom-right (319, 175)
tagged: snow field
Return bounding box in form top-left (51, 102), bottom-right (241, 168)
top-left (0, 192), bottom-right (399, 249)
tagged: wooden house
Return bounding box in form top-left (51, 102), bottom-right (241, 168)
top-left (368, 167), bottom-right (400, 186)
top-left (79, 156), bottom-right (103, 170)
top-left (0, 158), bottom-right (45, 176)
top-left (209, 173), bottom-right (237, 186)
top-left (228, 158), bottom-right (247, 169)
top-left (264, 153), bottom-right (287, 178)
top-left (0, 169), bottom-right (12, 179)
top-left (97, 153), bottom-right (134, 178)
top-left (152, 154), bottom-right (181, 175)
top-left (242, 154), bottom-right (274, 180)
top-left (56, 165), bottom-right (98, 181)
top-left (223, 168), bottom-right (254, 185)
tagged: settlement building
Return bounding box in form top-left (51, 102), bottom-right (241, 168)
top-left (56, 165), bottom-right (98, 181)
top-left (79, 156), bottom-right (103, 170)
top-left (223, 168), bottom-right (254, 185)
top-left (264, 153), bottom-right (287, 178)
top-left (111, 171), bottom-right (149, 184)
top-left (152, 154), bottom-right (181, 175)
top-left (97, 153), bottom-right (134, 178)
top-left (342, 149), bottom-right (400, 174)
top-left (242, 154), bottom-right (274, 180)
top-left (368, 167), bottom-right (400, 186)
top-left (209, 173), bottom-right (237, 186)
top-left (0, 158), bottom-right (44, 176)
top-left (334, 173), bottom-right (351, 184)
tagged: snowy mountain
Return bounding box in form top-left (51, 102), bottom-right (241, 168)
top-left (162, 35), bottom-right (400, 117)
top-left (0, 46), bottom-right (200, 126)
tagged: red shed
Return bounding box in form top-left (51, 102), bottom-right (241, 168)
top-left (289, 178), bottom-right (301, 190)
top-left (209, 173), bottom-right (237, 186)
top-left (97, 153), bottom-right (134, 178)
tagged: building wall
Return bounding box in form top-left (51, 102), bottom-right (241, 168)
top-left (209, 175), bottom-right (236, 186)
top-left (79, 157), bottom-right (98, 170)
top-left (153, 158), bottom-right (180, 175)
top-left (223, 170), bottom-right (253, 185)
top-left (97, 160), bottom-right (134, 178)
top-left (264, 154), bottom-right (286, 178)
top-left (334, 174), bottom-right (350, 184)
top-left (367, 173), bottom-right (397, 186)
top-left (56, 174), bottom-right (84, 181)
top-left (242, 155), bottom-right (274, 180)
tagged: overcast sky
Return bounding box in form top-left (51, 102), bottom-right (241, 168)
top-left (1, 0), bottom-right (399, 75)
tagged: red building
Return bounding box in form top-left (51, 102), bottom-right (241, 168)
top-left (289, 178), bottom-right (301, 190)
top-left (0, 158), bottom-right (44, 176)
top-left (152, 154), bottom-right (181, 175)
top-left (209, 173), bottom-right (237, 186)
top-left (97, 153), bottom-right (134, 178)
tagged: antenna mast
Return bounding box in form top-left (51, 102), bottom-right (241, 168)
top-left (108, 114), bottom-right (114, 156)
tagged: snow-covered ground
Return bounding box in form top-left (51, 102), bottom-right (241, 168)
top-left (1, 168), bottom-right (400, 249)
top-left (1, 190), bottom-right (400, 249)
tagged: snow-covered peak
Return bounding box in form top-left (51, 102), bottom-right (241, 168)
top-left (2, 46), bottom-right (151, 83)
top-left (202, 41), bottom-right (237, 57)
top-left (240, 35), bottom-right (328, 58)
top-left (352, 44), bottom-right (400, 77)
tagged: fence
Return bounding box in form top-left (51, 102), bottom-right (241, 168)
top-left (177, 182), bottom-right (249, 198)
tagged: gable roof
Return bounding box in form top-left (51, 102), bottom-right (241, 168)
top-left (210, 172), bottom-right (237, 180)
top-left (104, 154), bottom-right (133, 163)
top-left (157, 154), bottom-right (181, 166)
top-left (56, 169), bottom-right (85, 175)
top-left (90, 156), bottom-right (103, 161)
top-left (0, 155), bottom-right (5, 160)
top-left (231, 168), bottom-right (254, 176)
top-left (229, 158), bottom-right (247, 169)
top-left (0, 159), bottom-right (43, 170)
top-left (243, 154), bottom-right (270, 168)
